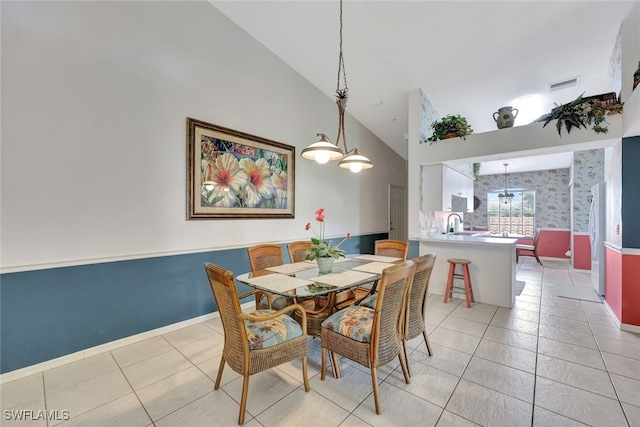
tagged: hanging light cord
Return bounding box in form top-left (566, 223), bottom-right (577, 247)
top-left (336, 0), bottom-right (348, 95)
top-left (335, 0), bottom-right (350, 154)
top-left (504, 165), bottom-right (508, 193)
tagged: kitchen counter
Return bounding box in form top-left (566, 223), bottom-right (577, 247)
top-left (415, 235), bottom-right (517, 308)
top-left (416, 234), bottom-right (518, 245)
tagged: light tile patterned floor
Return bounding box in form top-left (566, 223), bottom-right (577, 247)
top-left (2, 258), bottom-right (640, 426)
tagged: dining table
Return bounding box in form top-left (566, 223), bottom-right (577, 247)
top-left (235, 254), bottom-right (403, 335)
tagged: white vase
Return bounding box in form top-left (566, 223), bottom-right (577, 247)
top-left (316, 257), bottom-right (335, 274)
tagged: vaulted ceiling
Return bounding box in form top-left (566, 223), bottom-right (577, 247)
top-left (212, 1), bottom-right (638, 171)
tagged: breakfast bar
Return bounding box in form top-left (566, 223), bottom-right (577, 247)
top-left (417, 234), bottom-right (517, 308)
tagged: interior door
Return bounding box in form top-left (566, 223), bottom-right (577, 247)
top-left (389, 186), bottom-right (407, 241)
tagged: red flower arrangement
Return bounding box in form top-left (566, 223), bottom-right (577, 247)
top-left (304, 208), bottom-right (350, 260)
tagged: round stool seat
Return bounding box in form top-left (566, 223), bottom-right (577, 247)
top-left (447, 258), bottom-right (471, 265)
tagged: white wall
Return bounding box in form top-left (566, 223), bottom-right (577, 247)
top-left (0, 1), bottom-right (406, 271)
top-left (605, 142), bottom-right (623, 247)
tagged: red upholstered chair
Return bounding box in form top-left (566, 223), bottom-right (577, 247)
top-left (516, 229), bottom-right (542, 265)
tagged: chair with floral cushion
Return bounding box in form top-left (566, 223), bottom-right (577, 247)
top-left (286, 241), bottom-right (312, 263)
top-left (374, 239), bottom-right (409, 259)
top-left (358, 253), bottom-right (437, 376)
top-left (247, 244), bottom-right (291, 310)
top-left (320, 260), bottom-right (415, 414)
top-left (204, 263), bottom-right (310, 425)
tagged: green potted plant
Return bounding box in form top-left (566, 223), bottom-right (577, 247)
top-left (305, 208), bottom-right (350, 273)
top-left (536, 92), bottom-right (623, 136)
top-left (427, 114), bottom-right (474, 144)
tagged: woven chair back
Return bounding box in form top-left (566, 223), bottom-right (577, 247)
top-left (374, 239), bottom-right (409, 259)
top-left (372, 260), bottom-right (415, 367)
top-left (405, 253), bottom-right (437, 340)
top-left (287, 241), bottom-right (312, 263)
top-left (204, 263), bottom-right (247, 374)
top-left (247, 244), bottom-right (283, 271)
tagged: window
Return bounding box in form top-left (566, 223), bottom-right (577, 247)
top-left (487, 190), bottom-right (535, 236)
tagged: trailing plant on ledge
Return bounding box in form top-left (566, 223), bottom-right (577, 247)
top-left (536, 93), bottom-right (623, 137)
top-left (426, 114), bottom-right (474, 144)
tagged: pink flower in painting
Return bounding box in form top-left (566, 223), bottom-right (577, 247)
top-left (305, 222), bottom-right (311, 231)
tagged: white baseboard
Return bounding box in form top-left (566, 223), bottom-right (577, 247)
top-left (621, 322), bottom-right (640, 333)
top-left (0, 302), bottom-right (253, 385)
top-left (588, 300), bottom-right (640, 332)
top-left (603, 300), bottom-right (621, 329)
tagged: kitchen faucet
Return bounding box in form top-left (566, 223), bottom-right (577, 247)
top-left (446, 213), bottom-right (463, 234)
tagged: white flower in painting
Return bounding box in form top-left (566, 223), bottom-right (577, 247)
top-left (272, 171), bottom-right (288, 208)
top-left (239, 157), bottom-right (275, 207)
top-left (202, 153), bottom-right (248, 207)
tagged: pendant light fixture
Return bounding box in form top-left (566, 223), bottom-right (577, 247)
top-left (300, 0), bottom-right (373, 173)
top-left (498, 163), bottom-right (515, 204)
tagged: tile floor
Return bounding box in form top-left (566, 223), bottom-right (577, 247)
top-left (2, 258), bottom-right (640, 427)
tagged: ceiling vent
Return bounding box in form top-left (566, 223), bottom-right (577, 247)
top-left (548, 77), bottom-right (579, 92)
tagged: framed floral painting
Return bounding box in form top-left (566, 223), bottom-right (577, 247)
top-left (186, 118), bottom-right (295, 219)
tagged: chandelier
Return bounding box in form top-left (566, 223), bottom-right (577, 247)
top-left (300, 0), bottom-right (373, 173)
top-left (498, 163), bottom-right (515, 204)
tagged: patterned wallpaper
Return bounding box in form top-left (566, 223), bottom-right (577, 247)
top-left (451, 163), bottom-right (474, 178)
top-left (572, 149), bottom-right (604, 232)
top-left (465, 169), bottom-right (571, 231)
top-left (418, 89), bottom-right (439, 144)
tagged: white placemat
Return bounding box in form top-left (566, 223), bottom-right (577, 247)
top-left (351, 261), bottom-right (395, 274)
top-left (354, 254), bottom-right (402, 263)
top-left (266, 262), bottom-right (316, 274)
top-left (310, 270), bottom-right (377, 287)
top-left (243, 274), bottom-right (313, 293)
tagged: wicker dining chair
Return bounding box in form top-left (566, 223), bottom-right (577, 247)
top-left (401, 253), bottom-right (437, 375)
top-left (320, 260), bottom-right (416, 415)
top-left (374, 239), bottom-right (409, 259)
top-left (358, 239), bottom-right (409, 297)
top-left (204, 263), bottom-right (310, 425)
top-left (286, 241), bottom-right (312, 263)
top-left (358, 253), bottom-right (437, 376)
top-left (247, 244), bottom-right (291, 310)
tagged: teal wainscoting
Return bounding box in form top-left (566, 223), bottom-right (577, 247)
top-left (408, 240), bottom-right (420, 259)
top-left (0, 233), bottom-right (386, 374)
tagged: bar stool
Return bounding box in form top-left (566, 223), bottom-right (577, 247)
top-left (443, 258), bottom-right (475, 308)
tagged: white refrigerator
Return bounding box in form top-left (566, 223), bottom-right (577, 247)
top-left (589, 182), bottom-right (606, 296)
